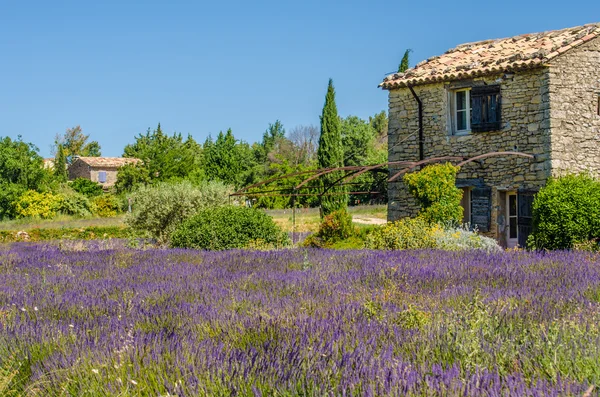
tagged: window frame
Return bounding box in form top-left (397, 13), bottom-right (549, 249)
top-left (448, 84), bottom-right (502, 135)
top-left (508, 193), bottom-right (518, 240)
top-left (451, 88), bottom-right (472, 135)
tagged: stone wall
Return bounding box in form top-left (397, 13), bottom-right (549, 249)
top-left (90, 168), bottom-right (119, 187)
top-left (68, 159), bottom-right (91, 181)
top-left (68, 159), bottom-right (119, 187)
top-left (548, 37), bottom-right (600, 176)
top-left (387, 69), bottom-right (553, 238)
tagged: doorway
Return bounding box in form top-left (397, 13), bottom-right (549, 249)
top-left (505, 190), bottom-right (535, 248)
top-left (506, 192), bottom-right (518, 248)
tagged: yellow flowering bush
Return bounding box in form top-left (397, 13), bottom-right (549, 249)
top-left (364, 217), bottom-right (436, 250)
top-left (13, 190), bottom-right (63, 219)
top-left (91, 194), bottom-right (121, 217)
top-left (365, 217), bottom-right (501, 252)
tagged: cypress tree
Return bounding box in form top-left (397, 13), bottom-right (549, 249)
top-left (54, 144), bottom-right (68, 182)
top-left (317, 79), bottom-right (347, 217)
top-left (398, 49), bottom-right (412, 73)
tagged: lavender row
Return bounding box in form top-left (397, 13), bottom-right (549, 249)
top-left (0, 245), bottom-right (599, 395)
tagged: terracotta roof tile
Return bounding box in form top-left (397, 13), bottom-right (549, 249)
top-left (75, 157), bottom-right (140, 168)
top-left (380, 23), bottom-right (600, 89)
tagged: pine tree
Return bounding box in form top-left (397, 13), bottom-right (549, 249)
top-left (317, 79), bottom-right (347, 217)
top-left (54, 144), bottom-right (68, 182)
top-left (398, 49), bottom-right (412, 73)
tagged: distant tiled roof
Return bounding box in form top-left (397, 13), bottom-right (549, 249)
top-left (380, 23), bottom-right (600, 89)
top-left (75, 157), bottom-right (140, 168)
top-left (42, 158), bottom-right (55, 169)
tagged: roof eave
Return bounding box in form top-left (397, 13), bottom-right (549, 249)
top-left (380, 62), bottom-right (550, 90)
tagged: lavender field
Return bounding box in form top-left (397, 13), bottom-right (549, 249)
top-left (1, 244), bottom-right (600, 396)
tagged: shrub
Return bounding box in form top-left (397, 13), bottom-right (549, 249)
top-left (126, 180), bottom-right (232, 244)
top-left (528, 174), bottom-right (600, 250)
top-left (13, 190), bottom-right (63, 219)
top-left (364, 217), bottom-right (436, 250)
top-left (0, 183), bottom-right (25, 220)
top-left (56, 190), bottom-right (92, 217)
top-left (304, 208), bottom-right (358, 248)
top-left (91, 194), bottom-right (121, 217)
top-left (403, 163), bottom-right (463, 225)
top-left (70, 178), bottom-right (104, 198)
top-left (170, 205), bottom-right (289, 250)
top-left (573, 239), bottom-right (600, 252)
top-left (432, 225), bottom-right (501, 253)
top-left (364, 217), bottom-right (501, 253)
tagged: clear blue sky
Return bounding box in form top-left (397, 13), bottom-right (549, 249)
top-left (1, 0), bottom-right (598, 157)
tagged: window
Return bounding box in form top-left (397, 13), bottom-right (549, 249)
top-left (508, 193), bottom-right (518, 240)
top-left (452, 89), bottom-right (471, 133)
top-left (597, 94), bottom-right (600, 116)
top-left (98, 171), bottom-right (107, 184)
top-left (450, 85), bottom-right (501, 134)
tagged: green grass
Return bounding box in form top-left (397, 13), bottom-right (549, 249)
top-left (0, 214), bottom-right (126, 231)
top-left (0, 226), bottom-right (132, 243)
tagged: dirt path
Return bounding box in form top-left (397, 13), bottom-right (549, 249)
top-left (352, 216), bottom-right (387, 225)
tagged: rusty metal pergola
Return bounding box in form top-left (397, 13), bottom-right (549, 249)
top-left (229, 151), bottom-right (535, 245)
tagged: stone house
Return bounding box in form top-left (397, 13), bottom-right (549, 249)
top-left (42, 158), bottom-right (55, 170)
top-left (68, 157), bottom-right (140, 188)
top-left (380, 23), bottom-right (600, 247)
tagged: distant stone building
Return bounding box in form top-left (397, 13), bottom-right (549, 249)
top-left (380, 23), bottom-right (600, 247)
top-left (42, 158), bottom-right (55, 170)
top-left (68, 157), bottom-right (140, 187)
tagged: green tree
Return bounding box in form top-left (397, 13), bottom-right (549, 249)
top-left (0, 136), bottom-right (48, 189)
top-left (203, 129), bottom-right (257, 188)
top-left (398, 49), bottom-right (412, 73)
top-left (369, 110), bottom-right (388, 151)
top-left (115, 163), bottom-right (151, 193)
top-left (0, 136), bottom-right (52, 219)
top-left (341, 115), bottom-right (374, 167)
top-left (118, 123), bottom-right (202, 191)
top-left (54, 125), bottom-right (101, 163)
top-left (340, 115), bottom-right (388, 205)
top-left (255, 120), bottom-right (286, 163)
top-left (53, 144), bottom-right (68, 182)
top-left (317, 79), bottom-right (346, 216)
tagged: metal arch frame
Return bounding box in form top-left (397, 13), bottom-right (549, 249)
top-left (230, 151), bottom-right (535, 197)
top-left (229, 151), bottom-right (535, 246)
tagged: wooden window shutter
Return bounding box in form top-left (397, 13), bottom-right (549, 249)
top-left (470, 186), bottom-right (491, 232)
top-left (471, 85), bottom-right (501, 132)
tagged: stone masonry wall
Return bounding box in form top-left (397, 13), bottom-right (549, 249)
top-left (387, 69), bottom-right (553, 238)
top-left (68, 160), bottom-right (119, 187)
top-left (90, 168), bottom-right (119, 187)
top-left (68, 159), bottom-right (91, 181)
top-left (548, 37), bottom-right (600, 176)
